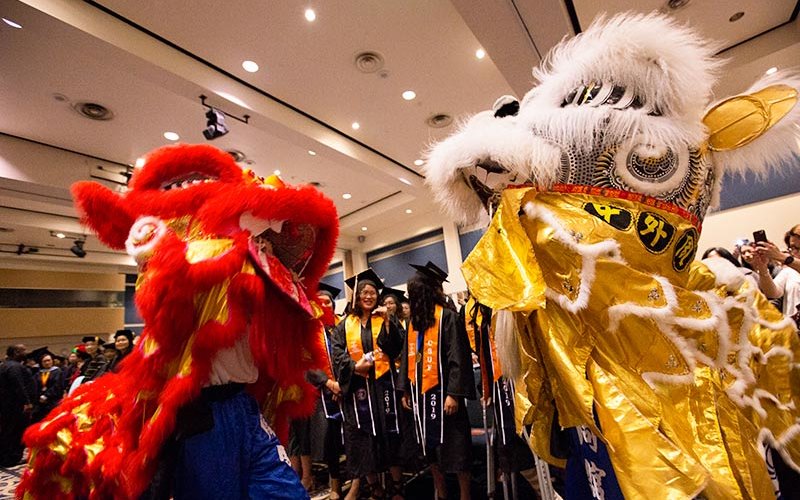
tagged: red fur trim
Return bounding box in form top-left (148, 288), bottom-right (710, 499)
top-left (71, 182), bottom-right (134, 249)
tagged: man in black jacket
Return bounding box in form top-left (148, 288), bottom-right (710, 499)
top-left (0, 344), bottom-right (36, 466)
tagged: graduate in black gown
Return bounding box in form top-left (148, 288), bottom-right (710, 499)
top-left (331, 269), bottom-right (404, 500)
top-left (303, 283), bottom-right (345, 499)
top-left (399, 262), bottom-right (475, 500)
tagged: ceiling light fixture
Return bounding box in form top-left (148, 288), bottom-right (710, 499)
top-left (398, 177), bottom-right (412, 185)
top-left (273, 169), bottom-right (281, 176)
top-left (405, 209), bottom-right (412, 214)
top-left (729, 11), bottom-right (744, 22)
top-left (2, 18), bottom-right (22, 29)
top-left (342, 193), bottom-right (352, 200)
top-left (164, 132), bottom-right (180, 141)
top-left (402, 90), bottom-right (416, 101)
top-left (242, 60), bottom-right (259, 73)
top-left (308, 150), bottom-right (317, 156)
top-left (766, 67), bottom-right (778, 75)
top-left (70, 239), bottom-right (87, 258)
top-left (55, 232), bottom-right (66, 239)
top-left (352, 122), bottom-right (360, 130)
top-left (304, 8), bottom-right (316, 22)
top-left (135, 157), bottom-right (146, 168)
top-left (475, 48), bottom-right (486, 59)
top-left (414, 159), bottom-right (424, 166)
top-left (361, 226), bottom-right (368, 232)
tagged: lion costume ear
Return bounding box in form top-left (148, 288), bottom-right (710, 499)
top-left (71, 181), bottom-right (135, 250)
top-left (704, 72), bottom-right (800, 177)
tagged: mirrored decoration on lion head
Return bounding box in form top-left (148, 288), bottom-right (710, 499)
top-left (425, 13), bottom-right (799, 226)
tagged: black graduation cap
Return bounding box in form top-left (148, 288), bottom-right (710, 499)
top-left (317, 282), bottom-right (342, 300)
top-left (82, 335), bottom-right (101, 344)
top-left (103, 341), bottom-right (117, 350)
top-left (380, 287), bottom-right (408, 302)
top-left (114, 329), bottom-right (134, 343)
top-left (344, 268), bottom-right (384, 292)
top-left (27, 346), bottom-right (55, 363)
top-left (409, 261), bottom-right (449, 283)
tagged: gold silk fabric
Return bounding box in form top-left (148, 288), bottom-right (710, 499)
top-left (465, 186), bottom-right (800, 499)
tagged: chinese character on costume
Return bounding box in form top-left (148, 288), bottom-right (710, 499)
top-left (424, 12), bottom-right (800, 500)
top-left (398, 261), bottom-right (476, 499)
top-left (17, 144), bottom-right (340, 499)
top-left (330, 268), bottom-right (405, 498)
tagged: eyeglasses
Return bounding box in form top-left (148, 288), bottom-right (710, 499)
top-left (359, 290), bottom-right (377, 297)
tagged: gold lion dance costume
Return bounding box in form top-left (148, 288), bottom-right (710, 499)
top-left (425, 13), bottom-right (800, 500)
top-left (17, 144), bottom-right (339, 499)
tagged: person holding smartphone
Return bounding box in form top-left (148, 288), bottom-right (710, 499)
top-left (753, 226), bottom-right (800, 316)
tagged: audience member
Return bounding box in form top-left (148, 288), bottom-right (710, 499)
top-left (32, 352), bottom-right (64, 423)
top-left (0, 344), bottom-right (36, 466)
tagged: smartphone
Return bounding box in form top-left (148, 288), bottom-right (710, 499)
top-left (752, 229), bottom-right (767, 243)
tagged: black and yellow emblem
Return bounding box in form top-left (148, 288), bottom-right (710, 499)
top-left (636, 212), bottom-right (675, 254)
top-left (672, 228), bottom-right (698, 272)
top-left (584, 202), bottom-right (632, 231)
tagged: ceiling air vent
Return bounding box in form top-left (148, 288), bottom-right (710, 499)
top-left (73, 101), bottom-right (114, 121)
top-left (354, 51), bottom-right (385, 74)
top-left (426, 113), bottom-right (453, 129)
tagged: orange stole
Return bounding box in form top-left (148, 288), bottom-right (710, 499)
top-left (320, 327), bottom-right (335, 380)
top-left (407, 305), bottom-right (443, 394)
top-left (345, 315), bottom-right (391, 378)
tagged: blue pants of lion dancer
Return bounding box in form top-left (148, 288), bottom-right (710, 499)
top-left (173, 390), bottom-right (308, 500)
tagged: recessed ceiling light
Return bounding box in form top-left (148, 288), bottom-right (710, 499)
top-left (361, 226), bottom-right (368, 232)
top-left (242, 60), bottom-right (259, 73)
top-left (475, 48), bottom-right (486, 60)
top-left (135, 157), bottom-right (146, 168)
top-left (2, 18), bottom-right (22, 29)
top-left (164, 132), bottom-right (180, 141)
top-left (405, 209), bottom-right (412, 214)
top-left (729, 11), bottom-right (744, 22)
top-left (273, 169), bottom-right (281, 176)
top-left (398, 177), bottom-right (412, 185)
top-left (402, 90), bottom-right (416, 101)
top-left (304, 8), bottom-right (316, 22)
top-left (342, 193), bottom-right (352, 199)
top-left (55, 232), bottom-right (66, 239)
top-left (308, 150), bottom-right (317, 156)
top-left (766, 66), bottom-right (778, 75)
top-left (414, 159), bottom-right (424, 166)
top-left (351, 122), bottom-right (360, 130)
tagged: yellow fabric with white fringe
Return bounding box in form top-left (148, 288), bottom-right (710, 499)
top-left (465, 187), bottom-right (800, 499)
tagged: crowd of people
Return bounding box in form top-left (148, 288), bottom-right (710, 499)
top-left (702, 223), bottom-right (800, 326)
top-left (3, 224), bottom-right (798, 497)
top-left (0, 329), bottom-right (136, 467)
top-left (287, 262), bottom-right (538, 500)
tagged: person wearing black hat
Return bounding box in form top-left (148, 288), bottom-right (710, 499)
top-left (399, 264), bottom-right (476, 500)
top-left (31, 350), bottom-right (64, 423)
top-left (330, 268), bottom-right (404, 500)
top-left (80, 335), bottom-right (109, 382)
top-left (289, 282), bottom-right (345, 498)
top-left (0, 344), bottom-right (36, 466)
top-left (108, 329), bottom-right (134, 373)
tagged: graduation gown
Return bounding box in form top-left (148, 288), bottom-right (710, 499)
top-left (462, 299), bottom-right (534, 474)
top-left (330, 314), bottom-right (403, 477)
top-left (398, 306), bottom-right (475, 473)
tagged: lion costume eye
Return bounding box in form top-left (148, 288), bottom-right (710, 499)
top-left (561, 82), bottom-right (661, 115)
top-left (492, 95), bottom-right (520, 118)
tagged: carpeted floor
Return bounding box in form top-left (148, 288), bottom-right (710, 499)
top-left (0, 463), bottom-right (24, 500)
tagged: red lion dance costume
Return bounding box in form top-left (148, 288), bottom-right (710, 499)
top-left (17, 144), bottom-right (338, 499)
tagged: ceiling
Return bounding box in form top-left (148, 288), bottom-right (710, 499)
top-left (1, 0), bottom-right (798, 273)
